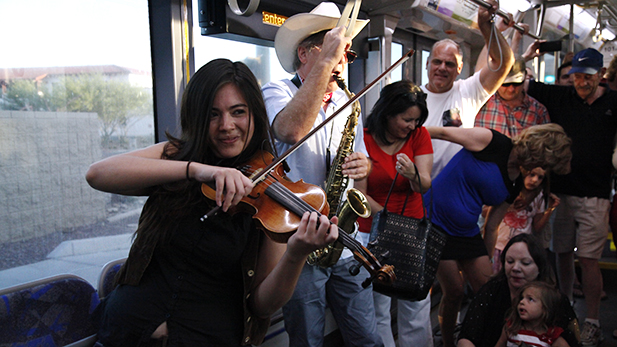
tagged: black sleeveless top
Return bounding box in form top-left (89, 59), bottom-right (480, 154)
top-left (96, 198), bottom-right (261, 346)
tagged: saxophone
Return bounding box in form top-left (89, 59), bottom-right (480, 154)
top-left (306, 75), bottom-right (371, 268)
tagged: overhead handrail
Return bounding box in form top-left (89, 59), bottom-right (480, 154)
top-left (228, 0), bottom-right (259, 16)
top-left (467, 0), bottom-right (542, 40)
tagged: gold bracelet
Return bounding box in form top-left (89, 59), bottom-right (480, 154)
top-left (545, 207), bottom-right (555, 214)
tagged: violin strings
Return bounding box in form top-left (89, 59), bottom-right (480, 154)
top-left (267, 179), bottom-right (318, 214)
top-left (264, 179), bottom-right (362, 250)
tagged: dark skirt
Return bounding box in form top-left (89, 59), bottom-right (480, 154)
top-left (440, 233), bottom-right (488, 260)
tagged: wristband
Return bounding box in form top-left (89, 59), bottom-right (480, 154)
top-left (186, 161), bottom-right (193, 181)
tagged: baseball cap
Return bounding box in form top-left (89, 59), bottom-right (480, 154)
top-left (570, 48), bottom-right (604, 75)
top-left (503, 58), bottom-right (526, 84)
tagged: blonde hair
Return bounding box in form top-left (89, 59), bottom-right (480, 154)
top-left (606, 55), bottom-right (617, 82)
top-left (512, 124), bottom-right (572, 175)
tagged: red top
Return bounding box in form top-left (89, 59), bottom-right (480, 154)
top-left (357, 127), bottom-right (433, 233)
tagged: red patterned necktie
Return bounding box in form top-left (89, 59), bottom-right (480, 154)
top-left (323, 92), bottom-right (333, 103)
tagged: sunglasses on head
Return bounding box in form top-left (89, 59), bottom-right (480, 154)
top-left (502, 81), bottom-right (524, 87)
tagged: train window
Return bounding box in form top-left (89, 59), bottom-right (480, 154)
top-left (421, 50), bottom-right (431, 86)
top-left (543, 54), bottom-right (556, 84)
top-left (193, 37), bottom-right (350, 86)
top-left (194, 36), bottom-right (292, 86)
top-left (534, 53), bottom-right (556, 84)
top-left (391, 42), bottom-right (403, 82)
top-left (0, 0), bottom-right (153, 290)
top-left (191, 0), bottom-right (348, 87)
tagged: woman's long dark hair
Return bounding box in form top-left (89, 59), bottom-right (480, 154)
top-left (365, 80), bottom-right (428, 146)
top-left (169, 58), bottom-right (274, 166)
top-left (134, 59), bottom-right (275, 249)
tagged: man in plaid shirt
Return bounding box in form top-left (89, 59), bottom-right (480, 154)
top-left (474, 58), bottom-right (550, 137)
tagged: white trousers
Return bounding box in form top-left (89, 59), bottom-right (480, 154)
top-left (373, 291), bottom-right (433, 347)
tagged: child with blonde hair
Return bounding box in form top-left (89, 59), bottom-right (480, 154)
top-left (496, 281), bottom-right (570, 346)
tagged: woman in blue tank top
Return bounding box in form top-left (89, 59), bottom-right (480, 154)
top-left (424, 124), bottom-right (572, 347)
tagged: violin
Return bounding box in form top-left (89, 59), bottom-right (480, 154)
top-left (201, 150), bottom-right (395, 288)
top-left (199, 49), bottom-right (415, 287)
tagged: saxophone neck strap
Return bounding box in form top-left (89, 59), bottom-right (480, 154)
top-left (291, 74), bottom-right (302, 89)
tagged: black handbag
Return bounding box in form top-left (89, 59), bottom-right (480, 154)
top-left (368, 167), bottom-right (447, 301)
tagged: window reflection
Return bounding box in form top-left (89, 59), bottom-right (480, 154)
top-left (194, 36), bottom-right (292, 86)
top-left (193, 27), bottom-right (349, 86)
top-left (391, 42), bottom-right (403, 82)
top-left (0, 0), bottom-right (153, 290)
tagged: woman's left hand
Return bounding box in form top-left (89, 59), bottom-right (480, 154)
top-left (286, 212), bottom-right (339, 262)
top-left (395, 153), bottom-right (416, 179)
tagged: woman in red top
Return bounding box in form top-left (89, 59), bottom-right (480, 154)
top-left (355, 80), bottom-right (433, 347)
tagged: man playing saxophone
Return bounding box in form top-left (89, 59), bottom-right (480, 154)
top-left (262, 2), bottom-right (382, 346)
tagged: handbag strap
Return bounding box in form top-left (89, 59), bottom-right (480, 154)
top-left (383, 163), bottom-right (428, 219)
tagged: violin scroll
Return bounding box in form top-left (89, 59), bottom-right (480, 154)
top-left (360, 264), bottom-right (396, 289)
top-left (347, 242), bottom-right (396, 288)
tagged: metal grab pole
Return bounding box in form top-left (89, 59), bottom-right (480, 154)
top-left (467, 0), bottom-right (542, 40)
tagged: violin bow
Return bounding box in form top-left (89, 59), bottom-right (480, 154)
top-left (201, 48), bottom-right (415, 221)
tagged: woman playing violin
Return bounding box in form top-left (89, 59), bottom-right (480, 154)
top-left (86, 58), bottom-right (338, 347)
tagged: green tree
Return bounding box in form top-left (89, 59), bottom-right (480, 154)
top-left (2, 74), bottom-right (152, 148)
top-left (52, 74), bottom-right (151, 146)
top-left (1, 79), bottom-right (50, 111)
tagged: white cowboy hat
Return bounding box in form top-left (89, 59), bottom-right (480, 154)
top-left (274, 2), bottom-right (369, 74)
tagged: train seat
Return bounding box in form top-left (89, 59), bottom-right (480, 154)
top-left (97, 258), bottom-right (126, 299)
top-left (0, 274), bottom-right (100, 347)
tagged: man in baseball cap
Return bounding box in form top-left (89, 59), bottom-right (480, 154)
top-left (262, 3), bottom-right (383, 347)
top-left (527, 46), bottom-right (615, 347)
top-left (570, 48), bottom-right (605, 102)
top-left (570, 48), bottom-right (604, 75)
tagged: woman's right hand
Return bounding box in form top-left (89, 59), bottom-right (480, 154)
top-left (192, 163), bottom-right (254, 212)
top-left (395, 153), bottom-right (416, 180)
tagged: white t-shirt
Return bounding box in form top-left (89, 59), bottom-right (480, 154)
top-left (421, 73), bottom-right (491, 177)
